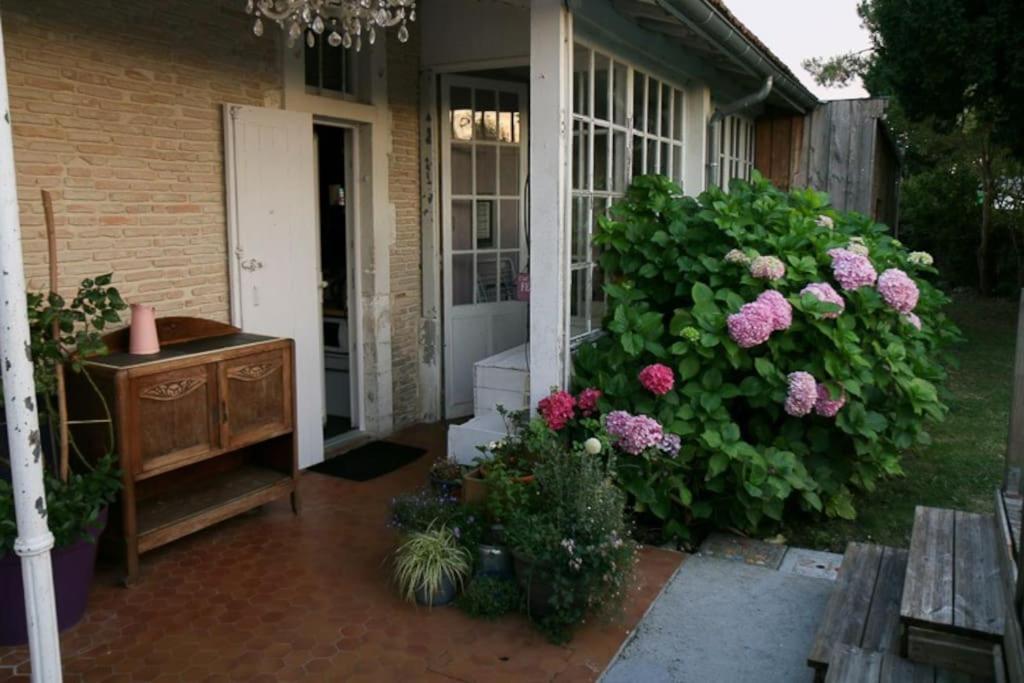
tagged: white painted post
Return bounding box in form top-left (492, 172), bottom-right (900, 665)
top-left (0, 16), bottom-right (64, 683)
top-left (682, 84), bottom-right (711, 195)
top-left (528, 0), bottom-right (572, 405)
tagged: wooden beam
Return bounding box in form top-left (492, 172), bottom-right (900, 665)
top-left (1007, 290), bottom-right (1024, 492)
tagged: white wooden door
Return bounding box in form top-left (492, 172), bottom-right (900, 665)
top-left (224, 104), bottom-right (325, 468)
top-left (442, 77), bottom-right (529, 418)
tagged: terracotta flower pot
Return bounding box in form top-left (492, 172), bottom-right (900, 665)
top-left (0, 507), bottom-right (108, 646)
top-left (461, 467), bottom-right (535, 506)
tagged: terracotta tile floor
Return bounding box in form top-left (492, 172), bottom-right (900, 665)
top-left (0, 423), bottom-right (684, 682)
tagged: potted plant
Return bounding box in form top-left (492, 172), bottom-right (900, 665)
top-left (505, 444), bottom-right (637, 643)
top-left (0, 274), bottom-right (125, 645)
top-left (393, 523), bottom-right (471, 607)
top-left (428, 456), bottom-right (463, 497)
top-left (463, 408), bottom-right (544, 505)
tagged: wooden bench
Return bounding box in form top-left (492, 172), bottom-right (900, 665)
top-left (901, 507), bottom-right (1005, 677)
top-left (808, 543), bottom-right (909, 679)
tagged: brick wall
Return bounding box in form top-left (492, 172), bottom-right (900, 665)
top-left (387, 29), bottom-right (423, 428)
top-left (3, 0), bottom-right (281, 321)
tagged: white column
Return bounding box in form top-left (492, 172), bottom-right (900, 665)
top-left (0, 15), bottom-right (64, 683)
top-left (682, 83), bottom-right (711, 195)
top-left (528, 0), bottom-right (572, 405)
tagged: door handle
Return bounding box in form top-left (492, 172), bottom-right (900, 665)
top-left (241, 258), bottom-right (263, 272)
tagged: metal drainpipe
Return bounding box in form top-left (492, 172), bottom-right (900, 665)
top-left (706, 76), bottom-right (773, 190)
top-left (0, 15), bottom-right (64, 683)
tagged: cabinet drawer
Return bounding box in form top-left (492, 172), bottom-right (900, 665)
top-left (129, 364), bottom-right (219, 475)
top-left (220, 347), bottom-right (292, 450)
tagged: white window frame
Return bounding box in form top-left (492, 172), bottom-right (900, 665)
top-left (569, 40), bottom-right (686, 342)
top-left (715, 113), bottom-right (756, 189)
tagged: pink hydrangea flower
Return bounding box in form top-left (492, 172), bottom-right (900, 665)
top-left (604, 410), bottom-right (632, 437)
top-left (657, 433), bottom-right (682, 456)
top-left (876, 268), bottom-right (920, 314)
top-left (903, 312), bottom-right (922, 331)
top-left (814, 384), bottom-right (846, 417)
top-left (749, 255), bottom-right (786, 281)
top-left (639, 364), bottom-right (675, 395)
top-left (784, 371), bottom-right (817, 417)
top-left (604, 411), bottom-right (664, 455)
top-left (756, 290), bottom-right (793, 331)
top-left (727, 301), bottom-right (774, 348)
top-left (617, 415), bottom-right (664, 455)
top-left (828, 248), bottom-right (877, 291)
top-left (538, 390), bottom-right (576, 431)
top-left (576, 387), bottom-right (602, 416)
top-left (801, 282), bottom-right (845, 318)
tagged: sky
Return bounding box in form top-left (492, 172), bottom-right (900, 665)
top-left (723, 0), bottom-right (872, 100)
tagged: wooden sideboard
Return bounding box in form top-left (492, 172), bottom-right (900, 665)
top-left (68, 318), bottom-right (298, 584)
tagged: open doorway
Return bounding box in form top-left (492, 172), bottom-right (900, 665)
top-left (314, 123), bottom-right (358, 443)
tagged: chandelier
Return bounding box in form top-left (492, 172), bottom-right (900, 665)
top-left (245, 0), bottom-right (415, 51)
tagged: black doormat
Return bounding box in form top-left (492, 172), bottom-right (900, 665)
top-left (307, 441), bottom-right (428, 482)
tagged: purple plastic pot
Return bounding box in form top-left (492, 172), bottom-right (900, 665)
top-left (0, 507), bottom-right (107, 646)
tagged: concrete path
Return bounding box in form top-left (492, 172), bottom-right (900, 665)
top-left (601, 544), bottom-right (840, 683)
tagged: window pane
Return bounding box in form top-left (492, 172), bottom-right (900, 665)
top-left (594, 52), bottom-right (610, 121)
top-left (673, 144), bottom-right (683, 184)
top-left (591, 265), bottom-right (606, 324)
top-left (498, 91), bottom-right (519, 143)
top-left (571, 196), bottom-right (590, 264)
top-left (477, 253), bottom-right (498, 303)
top-left (475, 199), bottom-right (495, 249)
top-left (572, 119), bottom-right (590, 190)
top-left (498, 252), bottom-right (519, 301)
top-left (593, 126), bottom-right (609, 192)
top-left (452, 199), bottom-right (472, 250)
top-left (476, 145), bottom-right (497, 195)
top-left (632, 134), bottom-right (643, 178)
top-left (499, 199), bottom-right (520, 251)
top-left (304, 41), bottom-right (319, 88)
top-left (452, 254), bottom-right (473, 305)
top-left (633, 72), bottom-right (645, 131)
top-left (451, 87), bottom-right (473, 141)
top-left (612, 130), bottom-right (627, 192)
top-left (660, 141), bottom-right (670, 176)
top-left (451, 144), bottom-right (472, 195)
top-left (647, 138), bottom-right (658, 174)
top-left (673, 90), bottom-right (684, 142)
top-left (499, 147), bottom-right (519, 195)
top-left (613, 62), bottom-right (628, 126)
top-left (475, 90), bottom-right (497, 140)
top-left (573, 45), bottom-right (591, 116)
top-left (647, 77), bottom-right (659, 133)
top-left (570, 268), bottom-right (587, 336)
top-left (593, 197), bottom-right (609, 254)
top-left (660, 83), bottom-right (672, 138)
top-left (321, 42), bottom-right (349, 93)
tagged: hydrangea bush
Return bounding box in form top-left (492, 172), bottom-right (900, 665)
top-left (573, 174), bottom-right (960, 538)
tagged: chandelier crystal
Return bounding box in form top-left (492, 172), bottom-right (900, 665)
top-left (245, 0), bottom-right (415, 51)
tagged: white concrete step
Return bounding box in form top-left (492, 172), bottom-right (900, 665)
top-left (447, 412), bottom-right (508, 465)
top-left (474, 343), bottom-right (529, 417)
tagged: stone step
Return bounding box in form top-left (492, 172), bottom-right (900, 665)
top-left (446, 412), bottom-right (508, 466)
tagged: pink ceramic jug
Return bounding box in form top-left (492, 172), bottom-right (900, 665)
top-left (129, 303), bottom-right (160, 355)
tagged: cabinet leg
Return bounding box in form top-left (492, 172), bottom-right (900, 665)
top-left (291, 489), bottom-right (301, 515)
top-left (122, 546), bottom-right (140, 587)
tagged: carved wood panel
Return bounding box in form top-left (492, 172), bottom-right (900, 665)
top-left (130, 365), bottom-right (217, 474)
top-left (221, 348), bottom-right (292, 450)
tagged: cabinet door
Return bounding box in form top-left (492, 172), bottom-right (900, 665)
top-left (220, 347), bottom-right (293, 450)
top-left (129, 364), bottom-right (219, 475)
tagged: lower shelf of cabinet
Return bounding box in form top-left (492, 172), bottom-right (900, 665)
top-left (136, 463), bottom-right (293, 554)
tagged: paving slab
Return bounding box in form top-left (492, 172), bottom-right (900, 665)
top-left (601, 554), bottom-right (833, 683)
top-left (779, 547), bottom-right (844, 581)
top-left (698, 531), bottom-right (788, 568)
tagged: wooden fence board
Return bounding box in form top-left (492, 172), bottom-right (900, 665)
top-left (1007, 291), bottom-right (1024, 492)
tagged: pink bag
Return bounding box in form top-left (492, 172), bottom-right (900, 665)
top-left (515, 272), bottom-right (530, 301)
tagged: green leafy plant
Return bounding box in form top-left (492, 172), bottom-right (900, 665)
top-left (456, 576), bottom-right (522, 619)
top-left (393, 524), bottom-right (472, 605)
top-left (573, 174), bottom-right (960, 539)
top-left (1, 273), bottom-right (125, 554)
top-left (505, 448), bottom-right (636, 643)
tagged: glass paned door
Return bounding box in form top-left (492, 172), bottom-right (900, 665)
top-left (442, 76), bottom-right (529, 418)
